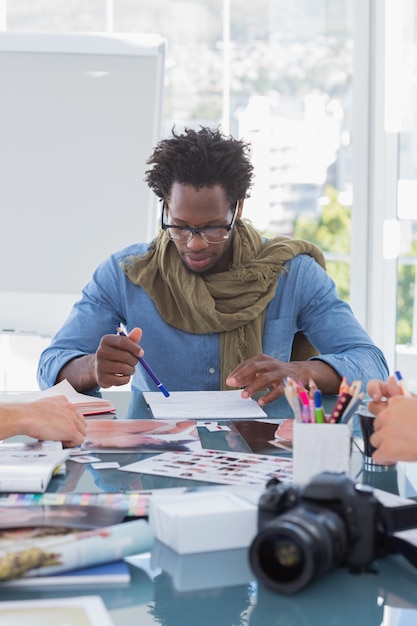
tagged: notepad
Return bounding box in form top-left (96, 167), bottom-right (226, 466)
top-left (142, 390), bottom-right (267, 420)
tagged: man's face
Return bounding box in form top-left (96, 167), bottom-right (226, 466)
top-left (164, 183), bottom-right (242, 274)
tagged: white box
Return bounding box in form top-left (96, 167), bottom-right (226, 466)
top-left (148, 489), bottom-right (259, 554)
top-left (150, 540), bottom-right (253, 591)
top-left (293, 422), bottom-right (352, 485)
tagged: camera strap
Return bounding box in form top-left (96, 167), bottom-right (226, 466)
top-left (382, 505), bottom-right (417, 569)
top-left (384, 504), bottom-right (417, 533)
top-left (385, 534), bottom-right (417, 569)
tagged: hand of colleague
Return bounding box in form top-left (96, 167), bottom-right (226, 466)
top-left (15, 396), bottom-right (87, 447)
top-left (226, 354), bottom-right (341, 406)
top-left (94, 327), bottom-right (144, 388)
top-left (367, 375), bottom-right (405, 416)
top-left (370, 395), bottom-right (417, 464)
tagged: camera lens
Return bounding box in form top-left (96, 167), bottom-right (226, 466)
top-left (255, 534), bottom-right (305, 583)
top-left (249, 505), bottom-right (348, 594)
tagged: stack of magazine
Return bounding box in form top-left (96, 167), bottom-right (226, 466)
top-left (0, 440), bottom-right (71, 493)
top-left (0, 497), bottom-right (153, 587)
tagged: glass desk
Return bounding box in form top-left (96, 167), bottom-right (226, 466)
top-left (1, 391), bottom-right (417, 626)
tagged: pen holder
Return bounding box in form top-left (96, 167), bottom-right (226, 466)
top-left (357, 403), bottom-right (396, 472)
top-left (293, 421), bottom-right (352, 485)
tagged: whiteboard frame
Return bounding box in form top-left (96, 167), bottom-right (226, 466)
top-left (0, 31), bottom-right (165, 336)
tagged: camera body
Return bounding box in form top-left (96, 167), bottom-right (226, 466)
top-left (249, 472), bottom-right (417, 594)
top-left (257, 472), bottom-right (380, 568)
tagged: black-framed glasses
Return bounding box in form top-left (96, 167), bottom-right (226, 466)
top-left (161, 201), bottom-right (238, 244)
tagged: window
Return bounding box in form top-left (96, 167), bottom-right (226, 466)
top-left (1, 0), bottom-right (411, 390)
top-left (394, 0), bottom-right (417, 387)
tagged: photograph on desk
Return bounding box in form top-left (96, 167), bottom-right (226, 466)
top-left (120, 449), bottom-right (293, 485)
top-left (80, 418), bottom-right (202, 453)
top-left (231, 419), bottom-right (292, 454)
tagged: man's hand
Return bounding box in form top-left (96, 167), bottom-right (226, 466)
top-left (226, 354), bottom-right (341, 406)
top-left (56, 327), bottom-right (144, 393)
top-left (94, 327), bottom-right (144, 388)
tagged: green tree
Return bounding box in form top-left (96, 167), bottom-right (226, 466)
top-left (293, 185), bottom-right (351, 301)
top-left (397, 239), bottom-right (417, 344)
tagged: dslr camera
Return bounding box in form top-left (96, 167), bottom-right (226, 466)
top-left (249, 472), bottom-right (417, 594)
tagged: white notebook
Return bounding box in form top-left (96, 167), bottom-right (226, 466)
top-left (142, 389), bottom-right (267, 420)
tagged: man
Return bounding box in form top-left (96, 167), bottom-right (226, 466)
top-left (0, 396), bottom-right (86, 447)
top-left (38, 127), bottom-right (388, 410)
top-left (368, 375), bottom-right (417, 464)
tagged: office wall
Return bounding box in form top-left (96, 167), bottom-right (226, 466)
top-left (0, 31), bottom-right (165, 336)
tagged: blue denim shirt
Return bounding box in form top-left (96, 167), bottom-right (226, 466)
top-left (37, 243), bottom-right (389, 398)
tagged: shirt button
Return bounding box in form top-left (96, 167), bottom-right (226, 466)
top-left (208, 367), bottom-right (216, 374)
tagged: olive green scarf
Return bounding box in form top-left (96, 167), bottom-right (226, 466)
top-left (121, 220), bottom-right (326, 389)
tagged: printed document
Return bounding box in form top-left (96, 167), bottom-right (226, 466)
top-left (143, 389), bottom-right (267, 420)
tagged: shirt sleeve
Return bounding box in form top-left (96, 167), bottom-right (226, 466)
top-left (37, 249), bottom-right (133, 390)
top-left (279, 255), bottom-right (389, 385)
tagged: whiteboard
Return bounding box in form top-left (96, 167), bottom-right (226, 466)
top-left (0, 31), bottom-right (165, 336)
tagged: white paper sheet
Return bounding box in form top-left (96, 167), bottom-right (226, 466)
top-left (143, 389), bottom-right (267, 420)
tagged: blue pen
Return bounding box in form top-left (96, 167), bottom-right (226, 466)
top-left (117, 324), bottom-right (170, 398)
top-left (395, 370), bottom-right (411, 398)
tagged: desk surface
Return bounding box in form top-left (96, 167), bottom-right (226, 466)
top-left (1, 391), bottom-right (417, 625)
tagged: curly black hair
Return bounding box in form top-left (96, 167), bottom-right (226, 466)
top-left (144, 126), bottom-right (254, 205)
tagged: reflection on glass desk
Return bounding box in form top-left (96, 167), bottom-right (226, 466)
top-left (46, 391), bottom-right (402, 496)
top-left (2, 390), bottom-right (417, 625)
top-left (1, 539), bottom-right (417, 626)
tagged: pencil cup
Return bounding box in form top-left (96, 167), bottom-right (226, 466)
top-left (293, 422), bottom-right (352, 485)
top-left (357, 403), bottom-right (396, 472)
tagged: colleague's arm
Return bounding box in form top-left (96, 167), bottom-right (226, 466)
top-left (370, 395), bottom-right (417, 464)
top-left (0, 396), bottom-right (87, 447)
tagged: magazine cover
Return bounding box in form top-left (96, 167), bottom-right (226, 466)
top-left (0, 518), bottom-right (152, 581)
top-left (81, 419), bottom-right (202, 453)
